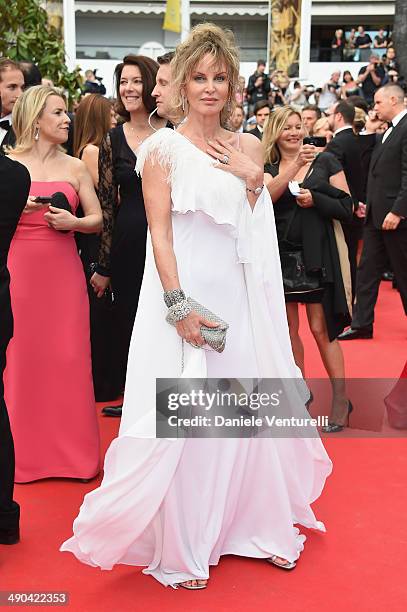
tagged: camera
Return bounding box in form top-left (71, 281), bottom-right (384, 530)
top-left (303, 136), bottom-right (327, 147)
top-left (93, 69), bottom-right (103, 82)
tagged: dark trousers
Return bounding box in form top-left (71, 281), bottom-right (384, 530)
top-left (0, 349), bottom-right (20, 531)
top-left (352, 223), bottom-right (407, 330)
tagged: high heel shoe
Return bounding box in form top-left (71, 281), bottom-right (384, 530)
top-left (322, 401), bottom-right (353, 433)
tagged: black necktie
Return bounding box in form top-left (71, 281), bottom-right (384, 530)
top-left (388, 121), bottom-right (394, 129)
top-left (0, 119), bottom-right (11, 131)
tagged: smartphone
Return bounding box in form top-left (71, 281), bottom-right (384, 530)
top-left (34, 196), bottom-right (53, 204)
top-left (303, 136), bottom-right (327, 147)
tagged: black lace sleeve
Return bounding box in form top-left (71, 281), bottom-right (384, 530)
top-left (96, 133), bottom-right (118, 276)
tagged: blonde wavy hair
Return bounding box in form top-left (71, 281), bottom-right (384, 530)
top-left (171, 23), bottom-right (240, 126)
top-left (263, 106), bottom-right (303, 165)
top-left (9, 85), bottom-right (66, 154)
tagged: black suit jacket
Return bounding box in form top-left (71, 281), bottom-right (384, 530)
top-left (367, 113), bottom-right (407, 228)
top-left (0, 155), bottom-right (30, 351)
top-left (326, 127), bottom-right (364, 204)
top-left (245, 126), bottom-right (263, 140)
top-left (0, 127), bottom-right (16, 154)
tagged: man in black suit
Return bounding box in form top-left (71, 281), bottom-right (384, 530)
top-left (0, 147), bottom-right (30, 544)
top-left (0, 58), bottom-right (24, 153)
top-left (326, 100), bottom-right (364, 299)
top-left (339, 84), bottom-right (407, 339)
top-left (247, 101), bottom-right (271, 140)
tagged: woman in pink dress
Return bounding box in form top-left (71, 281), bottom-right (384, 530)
top-left (4, 85), bottom-right (102, 483)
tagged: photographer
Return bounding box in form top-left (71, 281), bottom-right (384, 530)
top-left (83, 69), bottom-right (106, 96)
top-left (269, 72), bottom-right (287, 107)
top-left (318, 71), bottom-right (341, 111)
top-left (357, 54), bottom-right (385, 105)
top-left (247, 60), bottom-right (270, 114)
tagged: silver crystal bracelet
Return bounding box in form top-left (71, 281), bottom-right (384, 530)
top-left (166, 299), bottom-right (192, 324)
top-left (163, 288), bottom-right (186, 308)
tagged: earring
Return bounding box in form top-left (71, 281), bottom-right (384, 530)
top-left (34, 127), bottom-right (40, 141)
top-left (181, 96), bottom-right (185, 113)
top-left (226, 98), bottom-right (232, 112)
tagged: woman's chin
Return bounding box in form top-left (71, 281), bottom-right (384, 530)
top-left (194, 105), bottom-right (224, 117)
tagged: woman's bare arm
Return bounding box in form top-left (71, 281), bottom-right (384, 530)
top-left (142, 159), bottom-right (179, 291)
top-left (81, 144), bottom-right (99, 187)
top-left (329, 170), bottom-right (351, 195)
top-left (142, 158), bottom-right (218, 346)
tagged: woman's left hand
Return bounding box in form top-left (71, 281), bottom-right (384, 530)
top-left (206, 138), bottom-right (262, 184)
top-left (44, 206), bottom-right (78, 231)
top-left (296, 189), bottom-right (314, 208)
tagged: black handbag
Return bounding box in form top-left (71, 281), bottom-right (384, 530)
top-left (280, 206), bottom-right (321, 295)
top-left (280, 249), bottom-right (321, 294)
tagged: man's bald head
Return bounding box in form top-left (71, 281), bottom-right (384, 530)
top-left (374, 84), bottom-right (405, 121)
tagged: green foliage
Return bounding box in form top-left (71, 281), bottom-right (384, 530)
top-left (0, 0), bottom-right (83, 108)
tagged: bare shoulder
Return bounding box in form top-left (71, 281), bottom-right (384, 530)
top-left (82, 143), bottom-right (99, 155)
top-left (65, 153), bottom-right (87, 174)
top-left (239, 132), bottom-right (262, 155)
top-left (81, 144), bottom-right (99, 161)
top-left (61, 153), bottom-right (90, 190)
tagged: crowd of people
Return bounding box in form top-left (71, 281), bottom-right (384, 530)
top-left (0, 21), bottom-right (406, 590)
top-left (233, 46), bottom-right (404, 133)
top-left (330, 26), bottom-right (396, 62)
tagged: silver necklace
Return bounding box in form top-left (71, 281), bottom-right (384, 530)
top-left (125, 123), bottom-right (153, 145)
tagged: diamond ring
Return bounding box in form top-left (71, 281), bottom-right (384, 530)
top-left (221, 154), bottom-right (230, 165)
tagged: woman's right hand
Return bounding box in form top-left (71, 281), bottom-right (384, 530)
top-left (175, 311), bottom-right (219, 347)
top-left (90, 272), bottom-right (110, 298)
top-left (22, 196), bottom-right (47, 214)
top-left (295, 144), bottom-right (317, 168)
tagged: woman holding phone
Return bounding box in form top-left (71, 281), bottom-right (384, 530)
top-left (4, 85), bottom-right (102, 482)
top-left (263, 106), bottom-right (354, 432)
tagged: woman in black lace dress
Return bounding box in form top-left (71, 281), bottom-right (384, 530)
top-left (90, 56), bottom-right (166, 414)
top-left (264, 106), bottom-right (354, 432)
top-left (73, 94), bottom-right (118, 402)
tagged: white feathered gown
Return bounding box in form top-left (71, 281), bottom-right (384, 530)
top-left (61, 129), bottom-right (332, 587)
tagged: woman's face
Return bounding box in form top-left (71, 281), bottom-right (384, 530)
top-left (110, 107), bottom-right (118, 128)
top-left (277, 113), bottom-right (304, 154)
top-left (344, 73), bottom-right (352, 83)
top-left (184, 54), bottom-right (229, 118)
top-left (36, 95), bottom-right (70, 144)
top-left (119, 64), bottom-right (145, 114)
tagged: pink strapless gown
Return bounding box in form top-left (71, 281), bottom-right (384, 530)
top-left (4, 182), bottom-right (100, 483)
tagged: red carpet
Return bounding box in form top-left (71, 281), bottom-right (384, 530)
top-left (1, 282), bottom-right (406, 611)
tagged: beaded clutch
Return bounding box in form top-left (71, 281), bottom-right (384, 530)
top-left (166, 298), bottom-right (229, 353)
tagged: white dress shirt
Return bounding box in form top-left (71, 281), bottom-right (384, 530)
top-left (382, 108), bottom-right (407, 143)
top-left (334, 125), bottom-right (353, 137)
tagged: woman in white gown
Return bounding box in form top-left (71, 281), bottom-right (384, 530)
top-left (61, 24), bottom-right (332, 589)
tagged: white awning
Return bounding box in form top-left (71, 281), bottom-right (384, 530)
top-left (76, 2), bottom-right (269, 17)
top-left (312, 0), bottom-right (394, 16)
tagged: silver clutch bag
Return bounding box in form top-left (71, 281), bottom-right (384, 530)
top-left (166, 298), bottom-right (229, 353)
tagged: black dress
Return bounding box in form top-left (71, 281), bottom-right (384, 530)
top-left (75, 152), bottom-right (117, 403)
top-left (97, 125), bottom-right (147, 393)
top-left (265, 152), bottom-right (352, 340)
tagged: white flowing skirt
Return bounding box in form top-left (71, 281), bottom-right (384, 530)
top-left (61, 208), bottom-right (332, 587)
